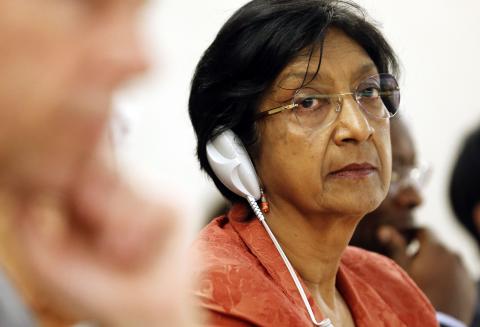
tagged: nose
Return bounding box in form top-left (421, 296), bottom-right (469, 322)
top-left (394, 185), bottom-right (423, 210)
top-left (333, 95), bottom-right (374, 145)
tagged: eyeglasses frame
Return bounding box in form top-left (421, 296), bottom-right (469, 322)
top-left (255, 73), bottom-right (400, 121)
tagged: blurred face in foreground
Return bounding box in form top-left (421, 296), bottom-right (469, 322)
top-left (0, 0), bottom-right (148, 189)
top-left (0, 3), bottom-right (196, 326)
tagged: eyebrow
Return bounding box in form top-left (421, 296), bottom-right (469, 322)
top-left (354, 63), bottom-right (379, 79)
top-left (280, 71), bottom-right (333, 86)
top-left (279, 62), bottom-right (379, 86)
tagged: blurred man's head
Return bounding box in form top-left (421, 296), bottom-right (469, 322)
top-left (0, 0), bottom-right (148, 189)
top-left (449, 125), bottom-right (480, 246)
top-left (351, 117), bottom-right (427, 255)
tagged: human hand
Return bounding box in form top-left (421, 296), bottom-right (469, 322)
top-left (377, 226), bottom-right (476, 325)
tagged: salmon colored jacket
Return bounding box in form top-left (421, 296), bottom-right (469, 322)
top-left (192, 203), bottom-right (439, 327)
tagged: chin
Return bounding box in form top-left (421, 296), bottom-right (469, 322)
top-left (311, 174), bottom-right (390, 217)
top-left (320, 188), bottom-right (386, 218)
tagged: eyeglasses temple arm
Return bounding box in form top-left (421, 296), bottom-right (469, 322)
top-left (255, 103), bottom-right (298, 120)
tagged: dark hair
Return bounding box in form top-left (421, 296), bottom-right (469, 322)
top-left (189, 0), bottom-right (400, 203)
top-left (449, 125), bottom-right (480, 244)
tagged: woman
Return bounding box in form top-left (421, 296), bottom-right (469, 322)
top-left (189, 0), bottom-right (438, 326)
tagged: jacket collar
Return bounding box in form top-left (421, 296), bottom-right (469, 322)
top-left (227, 202), bottom-right (408, 327)
top-left (228, 202), bottom-right (326, 323)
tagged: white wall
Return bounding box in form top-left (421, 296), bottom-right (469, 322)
top-left (115, 0), bottom-right (480, 276)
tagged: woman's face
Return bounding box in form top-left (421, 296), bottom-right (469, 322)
top-left (256, 28), bottom-right (392, 218)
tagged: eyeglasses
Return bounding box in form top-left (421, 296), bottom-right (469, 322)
top-left (256, 73), bottom-right (400, 130)
top-left (389, 161), bottom-right (432, 196)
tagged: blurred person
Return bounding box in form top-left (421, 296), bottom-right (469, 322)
top-left (189, 0), bottom-right (438, 326)
top-left (450, 124), bottom-right (480, 327)
top-left (0, 1), bottom-right (192, 326)
top-left (350, 117), bottom-right (478, 327)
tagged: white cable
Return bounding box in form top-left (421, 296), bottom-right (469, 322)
top-left (247, 196), bottom-right (334, 327)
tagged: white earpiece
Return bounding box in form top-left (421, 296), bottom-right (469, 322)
top-left (206, 129), bottom-right (261, 200)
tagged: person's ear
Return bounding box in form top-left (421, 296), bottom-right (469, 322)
top-left (473, 203), bottom-right (480, 236)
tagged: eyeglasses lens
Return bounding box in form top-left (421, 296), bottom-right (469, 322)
top-left (291, 73), bottom-right (400, 130)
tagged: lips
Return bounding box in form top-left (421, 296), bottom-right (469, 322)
top-left (329, 163), bottom-right (377, 178)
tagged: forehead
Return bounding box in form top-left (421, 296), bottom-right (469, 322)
top-left (276, 28), bottom-right (378, 89)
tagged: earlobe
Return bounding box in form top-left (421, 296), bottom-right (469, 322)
top-left (473, 203), bottom-right (480, 236)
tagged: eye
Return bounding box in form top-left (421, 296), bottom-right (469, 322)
top-left (358, 86), bottom-right (380, 99)
top-left (300, 97), bottom-right (319, 109)
top-left (294, 91), bottom-right (330, 113)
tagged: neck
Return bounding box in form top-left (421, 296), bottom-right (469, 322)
top-left (264, 197), bottom-right (360, 310)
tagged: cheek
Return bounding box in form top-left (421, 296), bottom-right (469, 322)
top-left (317, 125), bottom-right (392, 215)
top-left (256, 123), bottom-right (330, 200)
